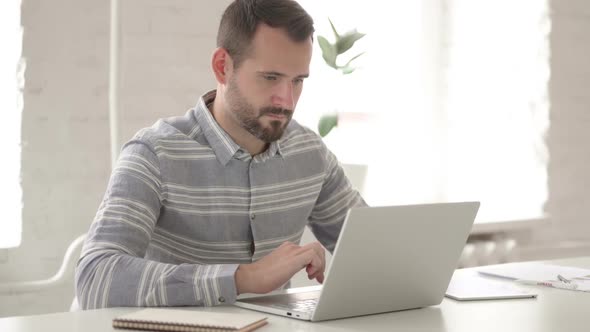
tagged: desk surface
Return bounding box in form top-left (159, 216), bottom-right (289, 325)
top-left (2, 256), bottom-right (590, 332)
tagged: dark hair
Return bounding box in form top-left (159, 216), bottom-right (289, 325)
top-left (217, 0), bottom-right (314, 68)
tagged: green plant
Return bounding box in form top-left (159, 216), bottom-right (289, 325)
top-left (318, 18), bottom-right (366, 75)
top-left (318, 113), bottom-right (339, 137)
top-left (317, 19), bottom-right (365, 137)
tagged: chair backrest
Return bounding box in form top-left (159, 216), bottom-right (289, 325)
top-left (341, 163), bottom-right (368, 194)
top-left (0, 234), bottom-right (86, 296)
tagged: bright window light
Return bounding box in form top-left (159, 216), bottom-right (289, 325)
top-left (444, 0), bottom-right (550, 222)
top-left (296, 0), bottom-right (549, 224)
top-left (0, 0), bottom-right (24, 248)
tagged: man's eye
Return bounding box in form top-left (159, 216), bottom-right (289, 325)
top-left (264, 75), bottom-right (277, 81)
top-left (293, 78), bottom-right (304, 85)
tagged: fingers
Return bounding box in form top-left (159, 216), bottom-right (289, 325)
top-left (307, 252), bottom-right (323, 276)
top-left (306, 259), bottom-right (325, 283)
top-left (297, 242), bottom-right (326, 281)
top-left (274, 241), bottom-right (326, 285)
top-left (302, 242), bottom-right (325, 263)
top-left (244, 241), bottom-right (328, 294)
top-left (317, 273), bottom-right (325, 284)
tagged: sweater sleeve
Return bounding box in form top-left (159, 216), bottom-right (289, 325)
top-left (307, 143), bottom-right (368, 253)
top-left (75, 141), bottom-right (238, 309)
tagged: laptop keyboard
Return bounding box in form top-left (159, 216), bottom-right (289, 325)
top-left (268, 299), bottom-right (318, 313)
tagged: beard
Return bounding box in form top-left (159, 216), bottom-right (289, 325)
top-left (226, 78), bottom-right (293, 143)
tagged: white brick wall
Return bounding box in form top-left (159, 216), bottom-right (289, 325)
top-left (543, 0), bottom-right (590, 243)
top-left (1, 0), bottom-right (589, 317)
top-left (118, 0), bottom-right (231, 142)
top-left (0, 0), bottom-right (111, 317)
top-left (0, 0), bottom-right (229, 317)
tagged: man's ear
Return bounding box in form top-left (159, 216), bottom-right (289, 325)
top-left (212, 47), bottom-right (233, 84)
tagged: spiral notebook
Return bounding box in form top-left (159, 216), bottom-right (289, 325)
top-left (112, 308), bottom-right (268, 332)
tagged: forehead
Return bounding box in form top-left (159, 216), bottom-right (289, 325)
top-left (244, 24), bottom-right (313, 74)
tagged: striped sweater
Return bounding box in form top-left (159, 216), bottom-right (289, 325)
top-left (75, 90), bottom-right (366, 309)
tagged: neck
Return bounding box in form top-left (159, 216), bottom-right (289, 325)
top-left (211, 92), bottom-right (268, 156)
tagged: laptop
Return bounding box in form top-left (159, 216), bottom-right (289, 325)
top-left (234, 202), bottom-right (480, 322)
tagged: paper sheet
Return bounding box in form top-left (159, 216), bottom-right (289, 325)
top-left (477, 263), bottom-right (590, 292)
top-left (478, 263), bottom-right (590, 280)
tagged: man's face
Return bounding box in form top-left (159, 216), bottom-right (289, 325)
top-left (225, 24), bottom-right (313, 143)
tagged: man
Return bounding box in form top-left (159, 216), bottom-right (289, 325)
top-left (75, 0), bottom-right (365, 309)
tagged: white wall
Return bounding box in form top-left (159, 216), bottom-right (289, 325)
top-left (0, 0), bottom-right (110, 317)
top-left (517, 0), bottom-right (590, 258)
top-left (545, 0), bottom-right (590, 242)
top-left (116, 0), bottom-right (230, 142)
top-left (1, 0), bottom-right (589, 317)
top-left (0, 0), bottom-right (230, 317)
top-left (514, 0), bottom-right (590, 260)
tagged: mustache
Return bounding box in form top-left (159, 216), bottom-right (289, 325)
top-left (258, 107), bottom-right (293, 118)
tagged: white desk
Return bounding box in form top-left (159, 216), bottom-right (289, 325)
top-left (2, 257), bottom-right (590, 332)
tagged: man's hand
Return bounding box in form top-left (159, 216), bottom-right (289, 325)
top-left (235, 241), bottom-right (326, 294)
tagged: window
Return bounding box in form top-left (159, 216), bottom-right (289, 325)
top-left (296, 0), bottom-right (549, 224)
top-left (443, 0), bottom-right (550, 223)
top-left (0, 0), bottom-right (24, 248)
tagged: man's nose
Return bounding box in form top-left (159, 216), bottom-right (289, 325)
top-left (271, 82), bottom-right (295, 110)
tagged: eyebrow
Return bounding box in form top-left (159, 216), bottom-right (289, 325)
top-left (257, 71), bottom-right (309, 79)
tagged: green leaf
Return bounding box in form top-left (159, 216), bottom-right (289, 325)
top-left (336, 30), bottom-right (366, 55)
top-left (341, 66), bottom-right (356, 75)
top-left (328, 18), bottom-right (340, 40)
top-left (337, 52), bottom-right (365, 74)
top-left (317, 35), bottom-right (337, 69)
top-left (318, 114), bottom-right (339, 137)
top-left (344, 52), bottom-right (365, 66)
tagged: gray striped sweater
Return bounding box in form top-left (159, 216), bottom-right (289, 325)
top-left (75, 90), bottom-right (366, 309)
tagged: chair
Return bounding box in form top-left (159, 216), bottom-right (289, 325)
top-left (0, 234), bottom-right (85, 296)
